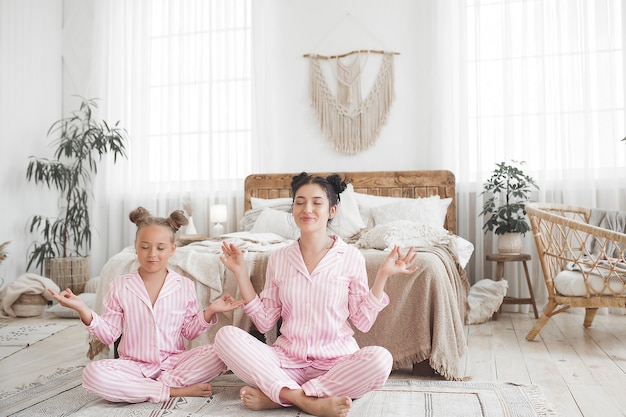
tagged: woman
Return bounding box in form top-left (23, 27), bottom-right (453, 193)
top-left (215, 172), bottom-right (417, 417)
top-left (49, 207), bottom-right (243, 403)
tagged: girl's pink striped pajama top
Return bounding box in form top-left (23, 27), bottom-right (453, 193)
top-left (82, 270), bottom-right (226, 403)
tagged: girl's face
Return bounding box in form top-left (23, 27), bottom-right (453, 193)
top-left (292, 183), bottom-right (337, 233)
top-left (134, 224), bottom-right (176, 275)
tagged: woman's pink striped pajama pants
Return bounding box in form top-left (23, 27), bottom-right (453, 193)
top-left (214, 325), bottom-right (393, 407)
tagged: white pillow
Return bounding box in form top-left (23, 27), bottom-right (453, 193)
top-left (355, 220), bottom-right (449, 250)
top-left (47, 292), bottom-right (96, 318)
top-left (240, 202), bottom-right (293, 232)
top-left (250, 197), bottom-right (293, 209)
top-left (370, 198), bottom-right (446, 229)
top-left (448, 235), bottom-right (474, 269)
top-left (84, 276), bottom-right (100, 293)
top-left (251, 207), bottom-right (300, 240)
top-left (330, 184), bottom-right (366, 239)
top-left (467, 279), bottom-right (508, 324)
top-left (354, 193), bottom-right (451, 228)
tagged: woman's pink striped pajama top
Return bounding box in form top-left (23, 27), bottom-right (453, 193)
top-left (214, 236), bottom-right (393, 406)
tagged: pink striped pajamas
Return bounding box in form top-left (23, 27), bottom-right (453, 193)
top-left (82, 270), bottom-right (226, 403)
top-left (214, 237), bottom-right (393, 407)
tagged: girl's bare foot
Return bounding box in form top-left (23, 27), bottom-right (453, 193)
top-left (170, 383), bottom-right (212, 398)
top-left (240, 386), bottom-right (281, 410)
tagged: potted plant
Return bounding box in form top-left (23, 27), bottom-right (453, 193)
top-left (26, 98), bottom-right (128, 293)
top-left (479, 160), bottom-right (539, 253)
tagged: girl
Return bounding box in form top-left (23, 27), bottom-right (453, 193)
top-left (49, 206), bottom-right (243, 403)
top-left (216, 172), bottom-right (418, 417)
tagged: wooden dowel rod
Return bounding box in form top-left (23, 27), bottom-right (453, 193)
top-left (303, 49), bottom-right (400, 59)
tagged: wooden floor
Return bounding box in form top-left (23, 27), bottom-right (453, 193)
top-left (1, 311), bottom-right (625, 417)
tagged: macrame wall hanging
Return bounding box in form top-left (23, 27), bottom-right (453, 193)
top-left (304, 49), bottom-right (399, 154)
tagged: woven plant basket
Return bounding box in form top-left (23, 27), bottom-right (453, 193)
top-left (13, 293), bottom-right (47, 317)
top-left (45, 257), bottom-right (89, 294)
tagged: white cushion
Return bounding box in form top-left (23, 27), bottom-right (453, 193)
top-left (47, 292), bottom-right (96, 318)
top-left (330, 184), bottom-right (366, 239)
top-left (370, 198), bottom-right (445, 229)
top-left (449, 235), bottom-right (474, 269)
top-left (554, 269), bottom-right (626, 296)
top-left (354, 193), bottom-right (451, 229)
top-left (84, 276), bottom-right (100, 293)
top-left (355, 220), bottom-right (449, 250)
top-left (467, 279), bottom-right (508, 324)
top-left (240, 202), bottom-right (293, 232)
top-left (251, 207), bottom-right (300, 240)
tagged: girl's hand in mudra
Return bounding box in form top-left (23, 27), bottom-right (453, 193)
top-left (208, 294), bottom-right (244, 314)
top-left (379, 246), bottom-right (418, 277)
top-left (48, 288), bottom-right (86, 311)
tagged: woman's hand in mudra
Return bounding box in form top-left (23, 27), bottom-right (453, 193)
top-left (220, 242), bottom-right (249, 277)
top-left (379, 245), bottom-right (418, 278)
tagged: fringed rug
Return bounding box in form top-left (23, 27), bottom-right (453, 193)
top-left (0, 367), bottom-right (556, 417)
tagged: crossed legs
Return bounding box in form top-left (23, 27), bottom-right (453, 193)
top-left (214, 325), bottom-right (392, 417)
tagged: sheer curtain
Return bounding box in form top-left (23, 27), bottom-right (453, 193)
top-left (87, 0), bottom-right (254, 274)
top-left (431, 0), bottom-right (626, 311)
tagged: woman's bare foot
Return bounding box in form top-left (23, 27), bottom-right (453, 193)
top-left (240, 386), bottom-right (281, 410)
top-left (282, 388), bottom-right (352, 417)
top-left (298, 395), bottom-right (352, 417)
top-left (170, 383), bottom-right (212, 398)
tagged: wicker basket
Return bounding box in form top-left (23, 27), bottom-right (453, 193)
top-left (45, 257), bottom-right (90, 294)
top-left (13, 293), bottom-right (47, 317)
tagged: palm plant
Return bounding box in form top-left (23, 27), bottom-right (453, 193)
top-left (26, 98), bottom-right (128, 273)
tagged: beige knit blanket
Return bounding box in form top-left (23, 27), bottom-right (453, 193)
top-left (353, 244), bottom-right (470, 381)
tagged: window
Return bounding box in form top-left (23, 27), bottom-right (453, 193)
top-left (465, 0), bottom-right (624, 175)
top-left (146, 0), bottom-right (252, 183)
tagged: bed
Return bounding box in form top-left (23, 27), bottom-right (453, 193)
top-left (91, 170), bottom-right (471, 380)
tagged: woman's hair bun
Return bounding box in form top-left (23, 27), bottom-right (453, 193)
top-left (326, 173), bottom-right (347, 198)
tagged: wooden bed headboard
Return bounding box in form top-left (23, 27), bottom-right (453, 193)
top-left (244, 170), bottom-right (456, 234)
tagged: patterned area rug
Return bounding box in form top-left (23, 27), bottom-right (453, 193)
top-left (0, 321), bottom-right (74, 360)
top-left (0, 367), bottom-right (556, 417)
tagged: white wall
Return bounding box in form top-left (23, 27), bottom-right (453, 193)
top-left (253, 0), bottom-right (437, 174)
top-left (0, 0), bottom-right (63, 285)
top-left (0, 0), bottom-right (440, 284)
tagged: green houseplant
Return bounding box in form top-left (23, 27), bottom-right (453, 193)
top-left (26, 98), bottom-right (128, 292)
top-left (479, 160), bottom-right (539, 252)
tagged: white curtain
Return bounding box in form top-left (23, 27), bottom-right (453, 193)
top-left (86, 0), bottom-right (254, 275)
top-left (431, 0), bottom-right (626, 312)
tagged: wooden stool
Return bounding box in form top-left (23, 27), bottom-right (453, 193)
top-left (486, 253), bottom-right (539, 320)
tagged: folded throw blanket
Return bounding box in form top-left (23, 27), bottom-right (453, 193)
top-left (587, 208), bottom-right (626, 258)
top-left (0, 273), bottom-right (60, 317)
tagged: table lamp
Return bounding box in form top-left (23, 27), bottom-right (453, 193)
top-left (210, 204), bottom-right (227, 237)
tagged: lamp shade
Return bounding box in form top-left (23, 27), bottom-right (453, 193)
top-left (210, 204), bottom-right (227, 223)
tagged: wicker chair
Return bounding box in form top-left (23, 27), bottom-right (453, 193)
top-left (525, 203), bottom-right (626, 341)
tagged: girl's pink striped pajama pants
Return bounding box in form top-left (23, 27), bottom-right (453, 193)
top-left (81, 344), bottom-right (227, 403)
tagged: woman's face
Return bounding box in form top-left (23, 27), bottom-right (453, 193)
top-left (292, 183), bottom-right (337, 233)
top-left (134, 224), bottom-right (176, 274)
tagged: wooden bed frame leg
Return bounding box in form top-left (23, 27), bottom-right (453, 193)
top-left (583, 308), bottom-right (599, 328)
top-left (412, 360), bottom-right (436, 377)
